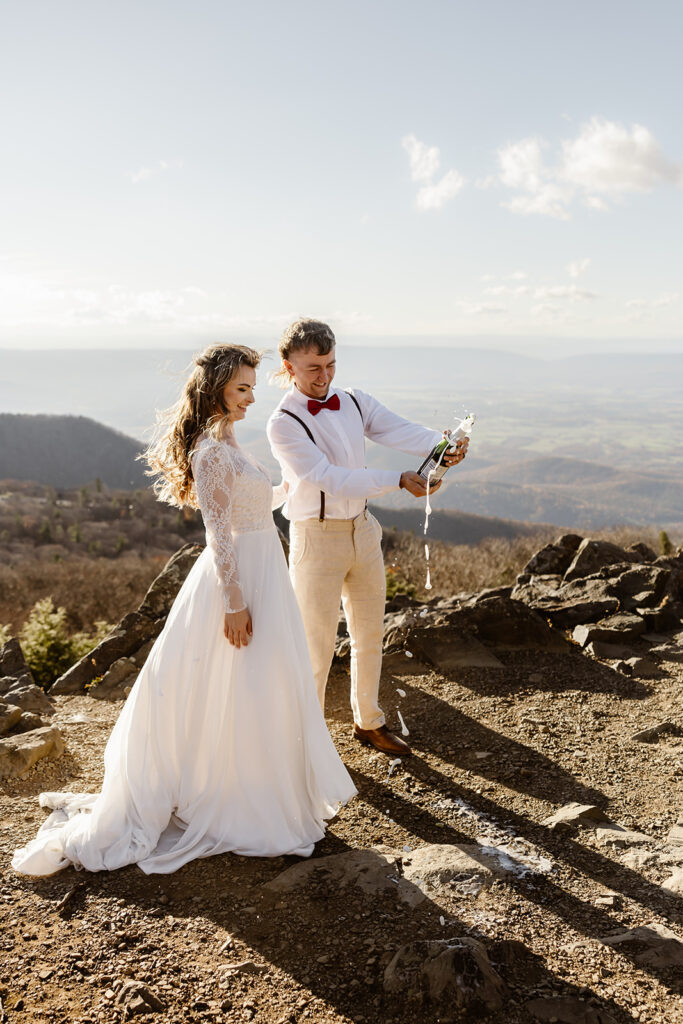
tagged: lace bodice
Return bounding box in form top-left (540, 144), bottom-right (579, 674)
top-left (191, 437), bottom-right (278, 613)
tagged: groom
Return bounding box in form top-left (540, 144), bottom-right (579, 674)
top-left (267, 319), bottom-right (468, 756)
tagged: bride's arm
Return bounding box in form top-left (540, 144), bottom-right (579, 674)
top-left (192, 442), bottom-right (246, 615)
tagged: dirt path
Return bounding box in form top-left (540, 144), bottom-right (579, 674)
top-left (2, 638), bottom-right (682, 1024)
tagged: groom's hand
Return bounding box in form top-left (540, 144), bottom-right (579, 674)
top-left (400, 471), bottom-right (441, 497)
top-left (442, 434), bottom-right (469, 468)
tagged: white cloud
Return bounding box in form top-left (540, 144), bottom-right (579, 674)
top-left (531, 303), bottom-right (562, 318)
top-left (483, 284), bottom-right (530, 296)
top-left (509, 271), bottom-right (528, 280)
top-left (626, 292), bottom-right (679, 310)
top-left (455, 300), bottom-right (507, 316)
top-left (416, 169), bottom-right (466, 210)
top-left (503, 183), bottom-right (573, 220)
top-left (584, 195), bottom-right (609, 211)
top-left (402, 134), bottom-right (465, 211)
top-left (128, 159), bottom-right (183, 184)
top-left (498, 137), bottom-right (545, 192)
top-left (497, 118), bottom-right (682, 218)
top-left (402, 134), bottom-right (441, 183)
top-left (534, 284), bottom-right (597, 301)
top-left (567, 258), bottom-right (591, 278)
top-left (560, 118), bottom-right (683, 194)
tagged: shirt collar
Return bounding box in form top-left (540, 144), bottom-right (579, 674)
top-left (287, 384), bottom-right (339, 409)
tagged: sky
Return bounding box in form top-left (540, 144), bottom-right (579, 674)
top-left (1, 0), bottom-right (682, 353)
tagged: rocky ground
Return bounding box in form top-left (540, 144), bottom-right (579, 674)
top-left (1, 536), bottom-right (683, 1024)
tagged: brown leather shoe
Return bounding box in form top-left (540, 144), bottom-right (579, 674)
top-left (353, 724), bottom-right (412, 757)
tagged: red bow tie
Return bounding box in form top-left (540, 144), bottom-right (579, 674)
top-left (308, 393), bottom-right (340, 416)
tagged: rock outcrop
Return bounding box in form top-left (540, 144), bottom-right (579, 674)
top-left (51, 543), bottom-right (203, 695)
top-left (345, 534), bottom-right (682, 677)
top-left (0, 638), bottom-right (61, 777)
top-left (512, 537), bottom-right (683, 632)
top-left (0, 723), bottom-right (64, 778)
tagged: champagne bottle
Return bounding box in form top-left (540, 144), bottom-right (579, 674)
top-left (417, 414), bottom-right (475, 483)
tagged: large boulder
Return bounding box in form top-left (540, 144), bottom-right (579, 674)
top-left (50, 610), bottom-right (153, 695)
top-left (627, 541), bottom-right (657, 563)
top-left (0, 724), bottom-right (64, 778)
top-left (523, 534), bottom-right (583, 576)
top-left (541, 803), bottom-right (609, 831)
top-left (513, 550), bottom-right (683, 631)
top-left (383, 937), bottom-right (507, 1012)
top-left (381, 593), bottom-right (567, 673)
top-left (451, 593), bottom-right (567, 650)
top-left (609, 565), bottom-right (675, 610)
top-left (136, 544), bottom-right (205, 619)
top-left (382, 622), bottom-right (503, 673)
top-left (563, 539), bottom-right (640, 583)
top-left (599, 923), bottom-right (683, 968)
top-left (0, 638), bottom-right (34, 683)
top-left (512, 574), bottom-right (620, 629)
top-left (51, 543), bottom-right (203, 694)
top-left (401, 844), bottom-right (517, 897)
top-left (264, 848), bottom-right (411, 900)
top-left (0, 699), bottom-right (22, 736)
top-left (1, 677), bottom-right (55, 715)
top-left (572, 613), bottom-right (647, 647)
top-left (89, 657), bottom-right (139, 701)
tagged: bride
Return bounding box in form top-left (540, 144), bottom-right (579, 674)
top-left (12, 344), bottom-right (356, 876)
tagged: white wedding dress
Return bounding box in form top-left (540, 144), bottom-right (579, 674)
top-left (12, 436), bottom-right (356, 876)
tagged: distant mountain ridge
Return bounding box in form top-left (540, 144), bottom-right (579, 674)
top-left (384, 456), bottom-right (683, 530)
top-left (368, 505), bottom-right (549, 544)
top-left (1, 413), bottom-right (553, 546)
top-left (2, 412), bottom-right (680, 535)
top-left (0, 414), bottom-right (147, 489)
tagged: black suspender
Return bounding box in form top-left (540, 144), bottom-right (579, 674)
top-left (345, 389), bottom-right (363, 419)
top-left (280, 390), bottom-right (364, 522)
top-left (280, 408), bottom-right (326, 521)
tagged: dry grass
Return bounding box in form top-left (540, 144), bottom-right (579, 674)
top-left (2, 523), bottom-right (679, 637)
top-left (384, 523), bottom-right (680, 601)
top-left (0, 556), bottom-right (167, 634)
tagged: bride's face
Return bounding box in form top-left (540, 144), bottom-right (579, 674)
top-left (222, 365), bottom-right (256, 422)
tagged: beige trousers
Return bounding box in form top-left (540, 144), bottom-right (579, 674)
top-left (289, 511), bottom-right (386, 730)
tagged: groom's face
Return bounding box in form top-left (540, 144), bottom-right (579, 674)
top-left (285, 345), bottom-right (336, 400)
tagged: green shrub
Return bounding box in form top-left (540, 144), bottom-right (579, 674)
top-left (71, 620), bottom-right (113, 660)
top-left (68, 523), bottom-right (83, 543)
top-left (659, 529), bottom-right (673, 556)
top-left (385, 566), bottom-right (416, 601)
top-left (18, 597), bottom-right (112, 689)
top-left (0, 623), bottom-right (12, 647)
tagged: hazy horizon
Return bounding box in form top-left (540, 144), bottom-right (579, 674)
top-left (2, 334), bottom-right (683, 357)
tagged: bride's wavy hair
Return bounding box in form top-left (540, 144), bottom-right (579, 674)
top-left (141, 343), bottom-right (261, 508)
top-left (271, 318), bottom-right (336, 388)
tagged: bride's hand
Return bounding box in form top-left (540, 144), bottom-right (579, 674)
top-left (224, 609), bottom-right (253, 648)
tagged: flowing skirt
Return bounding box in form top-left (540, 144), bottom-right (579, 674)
top-left (12, 526), bottom-right (357, 875)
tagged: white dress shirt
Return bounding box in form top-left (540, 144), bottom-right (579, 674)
top-left (267, 385), bottom-right (442, 522)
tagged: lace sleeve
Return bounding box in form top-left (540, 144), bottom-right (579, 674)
top-left (192, 441), bottom-right (246, 614)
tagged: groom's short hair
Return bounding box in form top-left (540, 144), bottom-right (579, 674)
top-left (279, 318), bottom-right (336, 361)
top-left (272, 319), bottom-right (336, 387)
